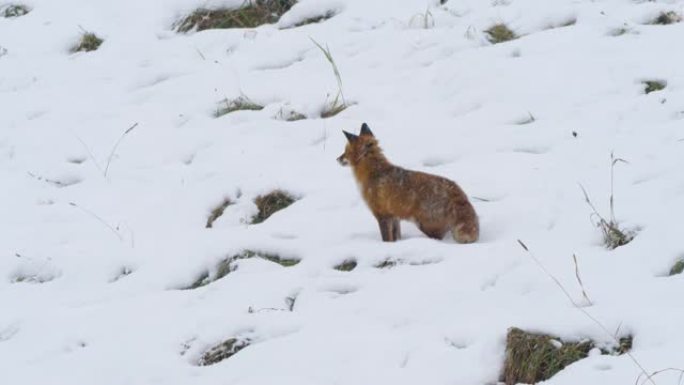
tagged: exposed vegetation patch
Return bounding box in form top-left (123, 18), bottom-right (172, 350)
top-left (669, 258), bottom-right (684, 276)
top-left (501, 327), bottom-right (631, 385)
top-left (643, 80), bottom-right (666, 94)
top-left (197, 337), bottom-right (251, 366)
top-left (374, 259), bottom-right (398, 269)
top-left (206, 198), bottom-right (233, 228)
top-left (251, 190), bottom-right (297, 224)
top-left (320, 98), bottom-right (349, 118)
top-left (311, 38), bottom-right (350, 119)
top-left (71, 32), bottom-right (103, 53)
top-left (334, 259), bottom-right (357, 272)
top-left (485, 23), bottom-right (518, 44)
top-left (289, 10), bottom-right (337, 28)
top-left (176, 0), bottom-right (297, 32)
top-left (215, 96), bottom-right (264, 118)
top-left (650, 11), bottom-right (681, 25)
top-left (545, 17), bottom-right (577, 30)
top-left (2, 4), bottom-right (30, 18)
top-left (275, 106), bottom-right (306, 121)
top-left (183, 249), bottom-right (300, 289)
top-left (111, 266), bottom-right (134, 282)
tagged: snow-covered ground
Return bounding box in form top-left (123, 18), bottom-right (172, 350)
top-left (2, 0), bottom-right (684, 384)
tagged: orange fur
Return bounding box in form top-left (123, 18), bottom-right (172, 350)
top-left (338, 123), bottom-right (479, 243)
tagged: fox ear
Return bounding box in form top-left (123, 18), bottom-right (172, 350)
top-left (360, 123), bottom-right (373, 137)
top-left (343, 130), bottom-right (358, 142)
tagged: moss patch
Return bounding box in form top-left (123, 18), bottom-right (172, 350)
top-left (669, 258), bottom-right (684, 276)
top-left (206, 198), bottom-right (233, 228)
top-left (650, 11), bottom-right (681, 25)
top-left (215, 96), bottom-right (264, 118)
top-left (197, 338), bottom-right (251, 366)
top-left (176, 0), bottom-right (297, 32)
top-left (72, 32), bottom-right (103, 53)
top-left (501, 327), bottom-right (631, 385)
top-left (485, 23), bottom-right (517, 44)
top-left (643, 80), bottom-right (666, 94)
top-left (334, 259), bottom-right (357, 272)
top-left (251, 190), bottom-right (297, 224)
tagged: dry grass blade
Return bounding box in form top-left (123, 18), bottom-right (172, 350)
top-left (311, 38), bottom-right (347, 106)
top-left (572, 254), bottom-right (592, 306)
top-left (104, 122), bottom-right (138, 178)
top-left (69, 202), bottom-right (123, 242)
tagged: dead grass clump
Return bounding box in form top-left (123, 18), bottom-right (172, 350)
top-left (206, 198), bottom-right (233, 228)
top-left (650, 11), bottom-right (682, 25)
top-left (502, 328), bottom-right (632, 385)
top-left (334, 259), bottom-right (357, 272)
top-left (197, 338), bottom-right (251, 366)
top-left (485, 23), bottom-right (518, 44)
top-left (215, 96), bottom-right (264, 118)
top-left (71, 32), bottom-right (103, 53)
top-left (2, 4), bottom-right (30, 18)
top-left (251, 190), bottom-right (296, 224)
top-left (643, 80), bottom-right (666, 94)
top-left (176, 0), bottom-right (296, 32)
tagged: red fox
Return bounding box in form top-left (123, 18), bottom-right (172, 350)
top-left (337, 123), bottom-right (479, 243)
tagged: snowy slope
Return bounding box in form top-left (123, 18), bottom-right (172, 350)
top-left (2, 0), bottom-right (684, 384)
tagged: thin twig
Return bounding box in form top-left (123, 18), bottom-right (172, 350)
top-left (69, 202), bottom-right (123, 242)
top-left (517, 240), bottom-right (655, 385)
top-left (104, 122), bottom-right (138, 178)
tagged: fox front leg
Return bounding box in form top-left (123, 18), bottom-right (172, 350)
top-left (391, 218), bottom-right (401, 241)
top-left (376, 216), bottom-right (395, 242)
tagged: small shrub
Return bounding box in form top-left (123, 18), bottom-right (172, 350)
top-left (72, 32), bottom-right (103, 53)
top-left (643, 80), bottom-right (666, 94)
top-left (176, 0), bottom-right (296, 32)
top-left (215, 96), bottom-right (264, 118)
top-left (485, 23), bottom-right (517, 44)
top-left (206, 198), bottom-right (233, 228)
top-left (669, 258), bottom-right (684, 276)
top-left (650, 11), bottom-right (682, 25)
top-left (334, 259), bottom-right (357, 272)
top-left (2, 4), bottom-right (30, 18)
top-left (501, 328), bottom-right (631, 385)
top-left (251, 190), bottom-right (296, 224)
top-left (197, 338), bottom-right (251, 366)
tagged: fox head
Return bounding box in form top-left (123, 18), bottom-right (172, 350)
top-left (337, 123), bottom-right (378, 167)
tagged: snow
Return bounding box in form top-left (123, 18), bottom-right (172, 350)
top-left (2, 0), bottom-right (684, 384)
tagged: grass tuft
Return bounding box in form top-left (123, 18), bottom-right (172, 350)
top-left (72, 32), bottom-right (103, 53)
top-left (2, 4), bottom-right (30, 18)
top-left (651, 11), bottom-right (682, 25)
top-left (251, 190), bottom-right (297, 224)
top-left (485, 23), bottom-right (518, 44)
top-left (215, 95), bottom-right (264, 118)
top-left (669, 258), bottom-right (684, 276)
top-left (580, 153), bottom-right (635, 250)
top-left (334, 259), bottom-right (357, 272)
top-left (288, 10), bottom-right (337, 29)
top-left (206, 198), bottom-right (233, 228)
top-left (502, 328), bottom-right (631, 385)
top-left (311, 38), bottom-right (350, 119)
top-left (197, 338), bottom-right (251, 366)
top-left (643, 80), bottom-right (666, 94)
top-left (176, 0), bottom-right (296, 32)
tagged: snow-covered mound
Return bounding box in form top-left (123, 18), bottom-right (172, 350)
top-left (2, 0), bottom-right (684, 384)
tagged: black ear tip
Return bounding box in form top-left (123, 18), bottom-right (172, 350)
top-left (343, 130), bottom-right (358, 142)
top-left (360, 123), bottom-right (373, 136)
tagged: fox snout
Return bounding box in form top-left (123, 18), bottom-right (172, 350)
top-left (337, 153), bottom-right (349, 166)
